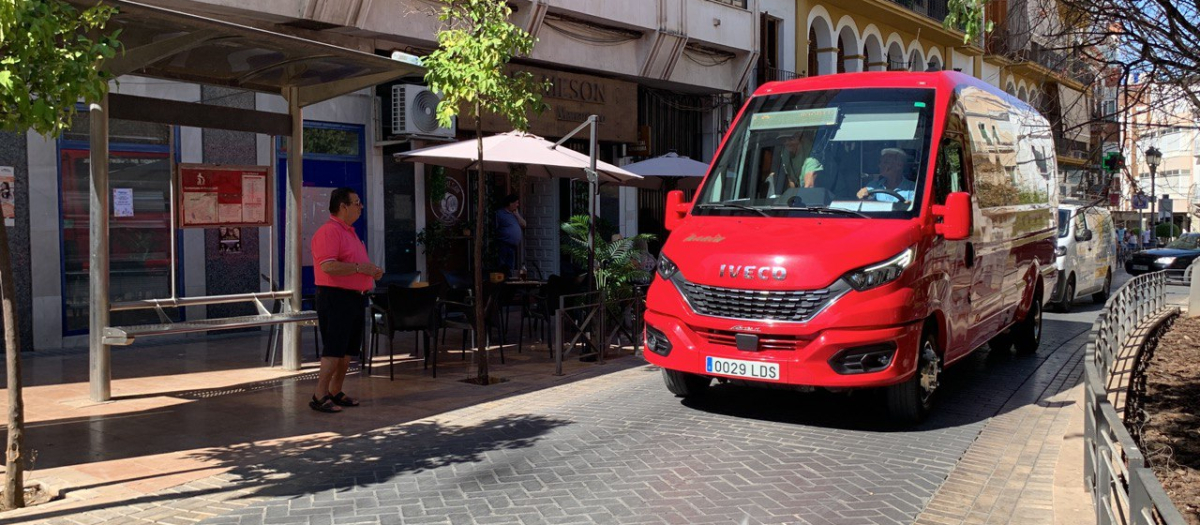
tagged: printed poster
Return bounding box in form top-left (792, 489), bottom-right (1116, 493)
top-left (113, 188), bottom-right (134, 217)
top-left (242, 175), bottom-right (266, 223)
top-left (0, 166), bottom-right (13, 226)
top-left (178, 164), bottom-right (272, 228)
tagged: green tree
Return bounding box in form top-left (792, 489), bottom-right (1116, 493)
top-left (1156, 221), bottom-right (1181, 240)
top-left (0, 0), bottom-right (120, 509)
top-left (423, 0), bottom-right (546, 383)
top-left (943, 0), bottom-right (992, 43)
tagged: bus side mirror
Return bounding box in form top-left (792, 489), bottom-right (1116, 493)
top-left (933, 192), bottom-right (972, 240)
top-left (665, 190), bottom-right (690, 231)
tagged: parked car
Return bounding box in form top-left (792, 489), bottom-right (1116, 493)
top-left (644, 71), bottom-right (1058, 423)
top-left (1051, 204), bottom-right (1116, 312)
top-left (1125, 232), bottom-right (1200, 275)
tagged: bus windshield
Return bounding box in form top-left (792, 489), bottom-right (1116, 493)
top-left (695, 88), bottom-right (936, 219)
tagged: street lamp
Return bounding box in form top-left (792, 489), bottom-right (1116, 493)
top-left (1146, 146), bottom-right (1163, 246)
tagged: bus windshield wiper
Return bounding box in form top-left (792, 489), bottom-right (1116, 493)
top-left (792, 206), bottom-right (870, 219)
top-left (696, 202), bottom-right (771, 217)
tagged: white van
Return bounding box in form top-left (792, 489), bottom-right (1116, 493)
top-left (1052, 203), bottom-right (1116, 311)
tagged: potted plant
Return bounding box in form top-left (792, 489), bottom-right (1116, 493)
top-left (560, 215), bottom-right (656, 340)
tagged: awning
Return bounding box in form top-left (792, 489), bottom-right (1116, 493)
top-left (70, 0), bottom-right (425, 107)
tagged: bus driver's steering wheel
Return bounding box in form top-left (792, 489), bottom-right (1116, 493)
top-left (864, 188), bottom-right (909, 203)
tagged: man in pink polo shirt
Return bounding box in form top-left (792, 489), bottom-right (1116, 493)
top-left (309, 187), bottom-right (382, 413)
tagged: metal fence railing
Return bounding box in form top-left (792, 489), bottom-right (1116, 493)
top-left (1084, 271), bottom-right (1188, 525)
top-left (550, 290), bottom-right (641, 375)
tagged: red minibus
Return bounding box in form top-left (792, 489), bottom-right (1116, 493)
top-left (644, 71), bottom-right (1059, 422)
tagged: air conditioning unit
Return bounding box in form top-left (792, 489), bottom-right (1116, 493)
top-left (391, 84), bottom-right (456, 140)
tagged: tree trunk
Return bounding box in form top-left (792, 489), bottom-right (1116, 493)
top-left (1, 216), bottom-right (24, 509)
top-left (473, 105), bottom-right (488, 383)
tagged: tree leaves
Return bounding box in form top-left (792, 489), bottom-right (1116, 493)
top-left (944, 0), bottom-right (994, 43)
top-left (0, 0), bottom-right (120, 137)
top-left (560, 215), bottom-right (655, 302)
top-left (422, 0), bottom-right (548, 129)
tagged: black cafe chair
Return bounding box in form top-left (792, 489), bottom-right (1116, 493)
top-left (439, 284), bottom-right (506, 376)
top-left (519, 275), bottom-right (568, 357)
top-left (368, 283), bottom-right (443, 380)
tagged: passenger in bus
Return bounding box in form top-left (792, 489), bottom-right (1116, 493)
top-left (857, 148), bottom-right (916, 203)
top-left (758, 148), bottom-right (781, 197)
top-left (781, 130), bottom-right (825, 189)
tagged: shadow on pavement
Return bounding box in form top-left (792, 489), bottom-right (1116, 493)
top-left (2, 414), bottom-right (572, 523)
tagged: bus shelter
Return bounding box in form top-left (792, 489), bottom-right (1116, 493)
top-left (67, 0), bottom-right (424, 401)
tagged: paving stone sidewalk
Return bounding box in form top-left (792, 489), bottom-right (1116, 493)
top-left (6, 317), bottom-right (1100, 525)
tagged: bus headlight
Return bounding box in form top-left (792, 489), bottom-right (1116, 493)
top-left (657, 253), bottom-right (679, 280)
top-left (842, 247), bottom-right (915, 292)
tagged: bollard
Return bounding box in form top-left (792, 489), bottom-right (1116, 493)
top-left (1190, 261), bottom-right (1200, 316)
top-left (553, 304), bottom-right (564, 376)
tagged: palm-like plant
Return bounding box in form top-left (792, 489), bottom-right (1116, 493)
top-left (560, 215), bottom-right (655, 304)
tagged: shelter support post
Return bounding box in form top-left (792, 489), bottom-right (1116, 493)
top-left (282, 88), bottom-right (304, 371)
top-left (89, 94), bottom-right (111, 402)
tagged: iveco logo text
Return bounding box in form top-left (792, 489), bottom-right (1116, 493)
top-left (719, 265), bottom-right (786, 280)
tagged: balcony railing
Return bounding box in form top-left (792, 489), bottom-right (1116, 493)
top-left (887, 0), bottom-right (950, 23)
top-left (754, 67), bottom-right (798, 88)
top-left (1056, 138), bottom-right (1094, 161)
top-left (987, 36), bottom-right (1095, 86)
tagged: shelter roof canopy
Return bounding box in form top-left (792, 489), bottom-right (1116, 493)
top-left (72, 0), bottom-right (424, 107)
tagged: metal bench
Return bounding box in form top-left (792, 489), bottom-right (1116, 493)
top-left (103, 291), bottom-right (316, 346)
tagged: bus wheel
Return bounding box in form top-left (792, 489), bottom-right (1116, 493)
top-left (662, 369), bottom-right (711, 397)
top-left (1014, 293), bottom-right (1042, 354)
top-left (886, 331), bottom-right (940, 424)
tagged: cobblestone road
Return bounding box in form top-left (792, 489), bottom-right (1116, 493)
top-left (187, 309), bottom-right (1098, 525)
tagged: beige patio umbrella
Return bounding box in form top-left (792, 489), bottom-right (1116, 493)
top-left (395, 128), bottom-right (640, 308)
top-left (394, 130), bottom-right (642, 184)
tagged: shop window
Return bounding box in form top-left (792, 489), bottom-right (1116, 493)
top-left (305, 127), bottom-right (360, 157)
top-left (59, 120), bottom-right (179, 335)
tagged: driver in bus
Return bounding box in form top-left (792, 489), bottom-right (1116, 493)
top-left (857, 148), bottom-right (916, 203)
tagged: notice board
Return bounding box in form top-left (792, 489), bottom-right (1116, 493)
top-left (178, 164), bottom-right (271, 228)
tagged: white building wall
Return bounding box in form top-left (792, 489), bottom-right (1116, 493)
top-left (981, 61), bottom-right (1002, 88)
top-left (951, 49), bottom-right (974, 76)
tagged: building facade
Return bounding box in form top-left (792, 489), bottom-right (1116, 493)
top-left (0, 0), bottom-right (765, 351)
top-left (0, 0), bottom-right (1103, 352)
top-left (1116, 83), bottom-right (1199, 233)
top-left (792, 0), bottom-right (1100, 203)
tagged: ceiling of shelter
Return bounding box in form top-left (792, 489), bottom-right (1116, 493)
top-left (69, 0), bottom-right (424, 101)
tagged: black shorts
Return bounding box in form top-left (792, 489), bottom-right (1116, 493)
top-left (315, 286), bottom-right (367, 359)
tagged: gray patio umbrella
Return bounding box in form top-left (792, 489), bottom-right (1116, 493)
top-left (620, 151), bottom-right (709, 190)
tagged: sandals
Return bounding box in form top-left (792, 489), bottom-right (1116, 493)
top-left (309, 395), bottom-right (342, 413)
top-left (330, 392), bottom-right (360, 407)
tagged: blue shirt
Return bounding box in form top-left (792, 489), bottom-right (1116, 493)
top-left (865, 176), bottom-right (916, 203)
top-left (496, 208), bottom-right (522, 246)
